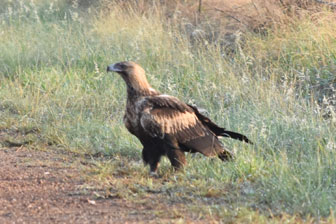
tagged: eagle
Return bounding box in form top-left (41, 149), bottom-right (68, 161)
top-left (107, 61), bottom-right (252, 175)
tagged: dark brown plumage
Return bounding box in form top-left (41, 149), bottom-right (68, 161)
top-left (107, 61), bottom-right (252, 175)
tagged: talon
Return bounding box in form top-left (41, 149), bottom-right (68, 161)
top-left (149, 171), bottom-right (159, 178)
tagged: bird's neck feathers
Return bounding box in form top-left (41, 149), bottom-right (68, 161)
top-left (123, 69), bottom-right (159, 98)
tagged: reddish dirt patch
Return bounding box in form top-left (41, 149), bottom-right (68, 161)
top-left (0, 147), bottom-right (190, 223)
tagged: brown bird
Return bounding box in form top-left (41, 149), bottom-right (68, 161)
top-left (107, 61), bottom-right (252, 175)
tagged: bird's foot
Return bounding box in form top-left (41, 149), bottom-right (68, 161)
top-left (149, 171), bottom-right (159, 178)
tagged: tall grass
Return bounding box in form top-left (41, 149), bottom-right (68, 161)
top-left (0, 0), bottom-right (335, 220)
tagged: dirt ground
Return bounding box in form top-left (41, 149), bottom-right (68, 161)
top-left (0, 146), bottom-right (199, 224)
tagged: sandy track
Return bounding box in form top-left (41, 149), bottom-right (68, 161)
top-left (0, 147), bottom-right (171, 224)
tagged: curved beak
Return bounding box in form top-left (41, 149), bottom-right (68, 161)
top-left (107, 63), bottom-right (122, 72)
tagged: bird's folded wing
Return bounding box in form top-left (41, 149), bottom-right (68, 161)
top-left (139, 95), bottom-right (207, 142)
top-left (139, 95), bottom-right (226, 156)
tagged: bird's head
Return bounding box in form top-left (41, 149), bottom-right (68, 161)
top-left (107, 61), bottom-right (145, 77)
top-left (107, 61), bottom-right (152, 94)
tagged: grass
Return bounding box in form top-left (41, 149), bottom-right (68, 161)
top-left (0, 0), bottom-right (336, 222)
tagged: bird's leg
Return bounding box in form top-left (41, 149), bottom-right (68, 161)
top-left (149, 162), bottom-right (158, 172)
top-left (142, 146), bottom-right (161, 177)
top-left (167, 148), bottom-right (186, 170)
top-left (149, 161), bottom-right (159, 177)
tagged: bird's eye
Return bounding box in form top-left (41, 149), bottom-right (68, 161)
top-left (119, 64), bottom-right (127, 70)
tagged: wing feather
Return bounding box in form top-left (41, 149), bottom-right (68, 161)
top-left (138, 95), bottom-right (207, 142)
top-left (138, 95), bottom-right (231, 157)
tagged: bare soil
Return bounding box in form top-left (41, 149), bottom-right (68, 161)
top-left (0, 146), bottom-right (201, 223)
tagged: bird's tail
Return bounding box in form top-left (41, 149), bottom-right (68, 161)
top-left (218, 130), bottom-right (253, 144)
top-left (187, 104), bottom-right (253, 144)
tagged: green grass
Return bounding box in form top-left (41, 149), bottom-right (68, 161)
top-left (1, 0), bottom-right (336, 222)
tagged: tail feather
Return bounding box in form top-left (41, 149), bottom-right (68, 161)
top-left (219, 130), bottom-right (253, 144)
top-left (187, 104), bottom-right (253, 144)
